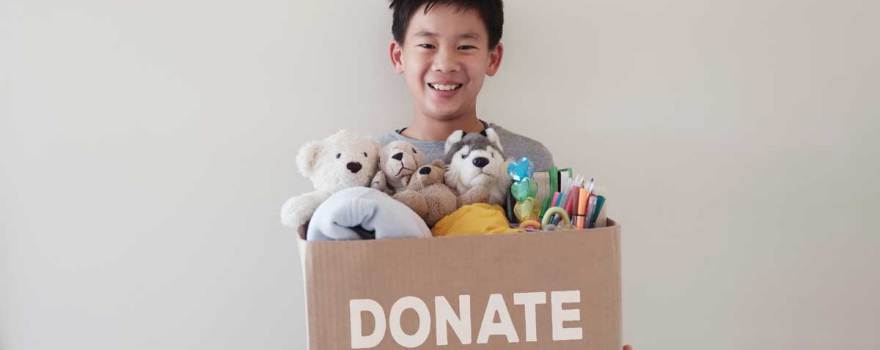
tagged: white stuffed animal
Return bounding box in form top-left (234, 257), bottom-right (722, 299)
top-left (443, 128), bottom-right (511, 206)
top-left (280, 130), bottom-right (380, 229)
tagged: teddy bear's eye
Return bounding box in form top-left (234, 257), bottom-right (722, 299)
top-left (460, 152), bottom-right (467, 159)
top-left (491, 152), bottom-right (495, 158)
top-left (336, 153), bottom-right (341, 159)
top-left (363, 152), bottom-right (368, 157)
top-left (412, 148), bottom-right (417, 154)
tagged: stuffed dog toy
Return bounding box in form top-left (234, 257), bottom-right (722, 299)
top-left (443, 128), bottom-right (511, 206)
top-left (371, 140), bottom-right (424, 195)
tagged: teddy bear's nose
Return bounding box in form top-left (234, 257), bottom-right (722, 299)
top-left (346, 162), bottom-right (362, 173)
top-left (392, 152), bottom-right (404, 161)
top-left (418, 166), bottom-right (431, 175)
top-left (472, 157), bottom-right (490, 168)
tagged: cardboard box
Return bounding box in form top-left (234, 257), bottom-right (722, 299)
top-left (296, 220), bottom-right (621, 349)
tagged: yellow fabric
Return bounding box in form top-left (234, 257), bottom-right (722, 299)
top-left (431, 203), bottom-right (521, 237)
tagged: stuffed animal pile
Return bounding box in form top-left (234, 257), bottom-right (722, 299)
top-left (280, 128), bottom-right (515, 240)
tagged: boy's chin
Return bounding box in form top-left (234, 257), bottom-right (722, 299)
top-left (421, 105), bottom-right (467, 121)
top-left (424, 113), bottom-right (460, 121)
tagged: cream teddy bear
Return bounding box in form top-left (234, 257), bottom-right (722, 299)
top-left (280, 130), bottom-right (379, 229)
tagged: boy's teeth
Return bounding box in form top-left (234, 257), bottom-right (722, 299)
top-left (429, 83), bottom-right (461, 91)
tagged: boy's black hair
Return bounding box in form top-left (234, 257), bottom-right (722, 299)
top-left (389, 0), bottom-right (504, 49)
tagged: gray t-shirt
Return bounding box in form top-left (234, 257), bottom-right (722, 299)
top-left (375, 122), bottom-right (555, 171)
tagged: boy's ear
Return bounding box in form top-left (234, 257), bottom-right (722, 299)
top-left (486, 42), bottom-right (504, 77)
top-left (390, 40), bottom-right (404, 74)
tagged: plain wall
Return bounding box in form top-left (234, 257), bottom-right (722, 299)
top-left (2, 0), bottom-right (878, 349)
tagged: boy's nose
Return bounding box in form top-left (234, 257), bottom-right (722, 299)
top-left (432, 50), bottom-right (460, 73)
top-left (432, 61), bottom-right (460, 73)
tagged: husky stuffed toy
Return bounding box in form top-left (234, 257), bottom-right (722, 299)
top-left (443, 128), bottom-right (511, 206)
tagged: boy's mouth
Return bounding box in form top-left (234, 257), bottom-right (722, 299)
top-left (427, 83), bottom-right (463, 91)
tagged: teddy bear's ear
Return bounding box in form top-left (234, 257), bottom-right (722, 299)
top-left (485, 127), bottom-right (503, 153)
top-left (333, 129), bottom-right (355, 140)
top-left (296, 140), bottom-right (322, 178)
top-left (444, 130), bottom-right (465, 154)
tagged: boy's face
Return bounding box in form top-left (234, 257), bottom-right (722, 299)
top-left (390, 5), bottom-right (503, 121)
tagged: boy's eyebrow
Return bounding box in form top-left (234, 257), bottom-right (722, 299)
top-left (413, 31), bottom-right (481, 40)
top-left (414, 31), bottom-right (436, 38)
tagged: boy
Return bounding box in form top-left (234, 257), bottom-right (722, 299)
top-left (378, 2), bottom-right (634, 349)
top-left (377, 0), bottom-right (554, 171)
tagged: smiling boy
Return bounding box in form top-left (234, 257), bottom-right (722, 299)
top-left (377, 2), bottom-right (634, 349)
top-left (377, 0), bottom-right (554, 171)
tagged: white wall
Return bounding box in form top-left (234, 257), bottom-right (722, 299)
top-left (2, 0), bottom-right (878, 349)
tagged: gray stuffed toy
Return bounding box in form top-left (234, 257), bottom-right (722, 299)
top-left (443, 128), bottom-right (511, 206)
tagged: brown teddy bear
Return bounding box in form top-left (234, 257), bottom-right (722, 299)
top-left (393, 160), bottom-right (458, 227)
top-left (371, 140), bottom-right (424, 196)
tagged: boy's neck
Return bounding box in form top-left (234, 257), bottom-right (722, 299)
top-left (401, 112), bottom-right (485, 141)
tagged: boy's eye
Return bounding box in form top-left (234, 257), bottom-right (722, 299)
top-left (458, 45), bottom-right (477, 50)
top-left (417, 43), bottom-right (435, 49)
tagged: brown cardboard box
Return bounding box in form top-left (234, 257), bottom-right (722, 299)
top-left (296, 220), bottom-right (621, 349)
